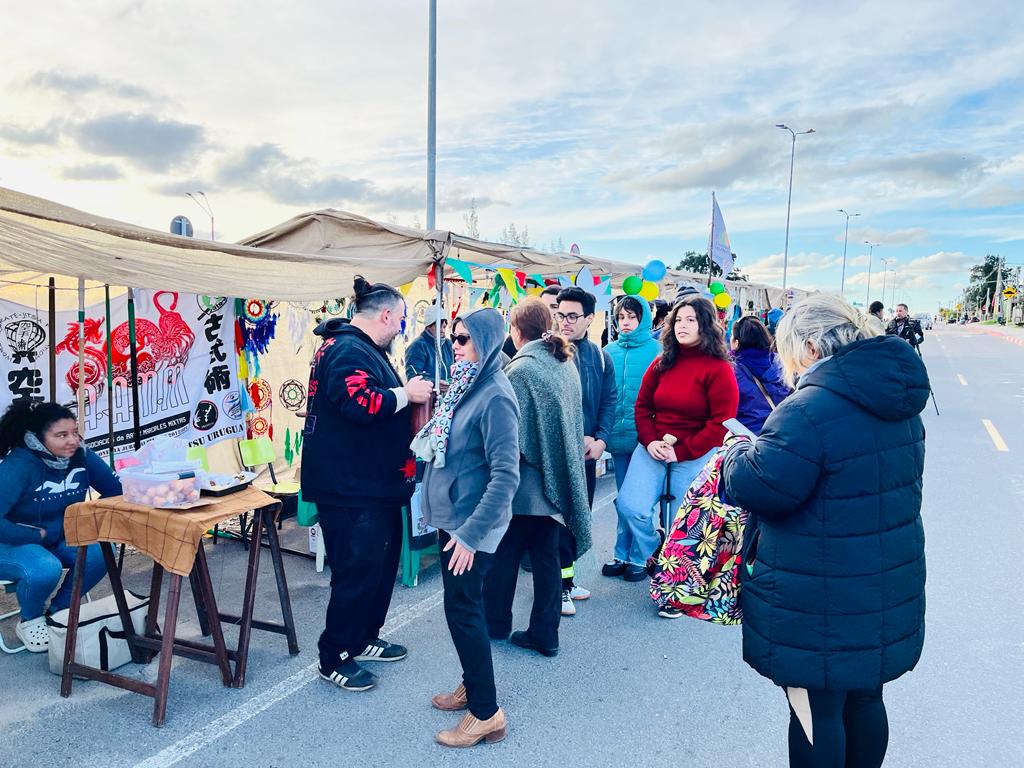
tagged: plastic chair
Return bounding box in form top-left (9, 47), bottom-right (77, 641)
top-left (186, 445), bottom-right (211, 472)
top-left (296, 492), bottom-right (325, 573)
top-left (238, 437), bottom-right (300, 496)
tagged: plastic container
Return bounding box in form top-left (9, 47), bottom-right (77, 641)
top-left (121, 468), bottom-right (204, 508)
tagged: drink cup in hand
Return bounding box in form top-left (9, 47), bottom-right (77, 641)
top-left (405, 376), bottom-right (434, 404)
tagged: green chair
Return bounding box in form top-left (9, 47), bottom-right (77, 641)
top-left (186, 445), bottom-right (210, 472)
top-left (238, 437), bottom-right (300, 496)
top-left (296, 491), bottom-right (325, 573)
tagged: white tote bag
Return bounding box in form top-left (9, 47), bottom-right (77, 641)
top-left (47, 592), bottom-right (149, 675)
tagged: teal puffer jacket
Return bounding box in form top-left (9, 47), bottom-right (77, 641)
top-left (604, 298), bottom-right (662, 455)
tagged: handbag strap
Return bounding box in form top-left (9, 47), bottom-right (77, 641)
top-left (736, 361), bottom-right (776, 411)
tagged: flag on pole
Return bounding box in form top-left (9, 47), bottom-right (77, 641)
top-left (709, 193), bottom-right (734, 277)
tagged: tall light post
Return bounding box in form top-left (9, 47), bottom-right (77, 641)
top-left (426, 0), bottom-right (437, 229)
top-left (186, 192), bottom-right (215, 240)
top-left (864, 241), bottom-right (879, 308)
top-left (776, 124), bottom-right (816, 291)
top-left (879, 258), bottom-right (895, 309)
top-left (838, 209), bottom-right (860, 295)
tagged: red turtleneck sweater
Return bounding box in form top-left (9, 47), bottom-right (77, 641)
top-left (634, 347), bottom-right (739, 461)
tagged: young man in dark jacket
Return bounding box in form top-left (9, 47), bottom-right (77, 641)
top-left (404, 303), bottom-right (454, 382)
top-left (886, 303), bottom-right (925, 347)
top-left (302, 277), bottom-right (433, 692)
top-left (555, 286), bottom-right (617, 613)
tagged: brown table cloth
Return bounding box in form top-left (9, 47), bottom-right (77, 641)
top-left (64, 487), bottom-right (278, 577)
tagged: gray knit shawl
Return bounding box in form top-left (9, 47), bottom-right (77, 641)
top-left (505, 340), bottom-right (592, 556)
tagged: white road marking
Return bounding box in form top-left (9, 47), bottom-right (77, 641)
top-left (957, 374), bottom-right (968, 386)
top-left (133, 588), bottom-right (445, 768)
top-left (982, 419), bottom-right (1010, 452)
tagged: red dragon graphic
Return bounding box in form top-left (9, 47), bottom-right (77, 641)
top-left (55, 291), bottom-right (197, 393)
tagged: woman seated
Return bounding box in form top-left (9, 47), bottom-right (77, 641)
top-left (0, 401), bottom-right (121, 652)
top-left (730, 316), bottom-right (791, 436)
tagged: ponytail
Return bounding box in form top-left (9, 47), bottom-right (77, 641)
top-left (0, 401), bottom-right (76, 458)
top-left (540, 331), bottom-right (573, 362)
top-left (510, 297), bottom-right (576, 363)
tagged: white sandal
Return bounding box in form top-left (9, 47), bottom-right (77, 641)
top-left (15, 616), bottom-right (49, 652)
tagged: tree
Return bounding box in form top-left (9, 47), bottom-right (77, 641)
top-left (674, 250), bottom-right (747, 281)
top-left (965, 254), bottom-right (1012, 309)
top-left (498, 223), bottom-right (531, 248)
top-left (411, 214), bottom-right (422, 230)
top-left (462, 198), bottom-right (480, 239)
top-left (548, 236), bottom-right (566, 253)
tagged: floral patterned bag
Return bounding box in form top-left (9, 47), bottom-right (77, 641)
top-left (648, 448), bottom-right (747, 625)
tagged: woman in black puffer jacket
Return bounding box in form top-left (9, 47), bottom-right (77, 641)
top-left (723, 294), bottom-right (928, 768)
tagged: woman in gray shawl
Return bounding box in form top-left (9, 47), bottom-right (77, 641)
top-left (484, 296), bottom-right (590, 658)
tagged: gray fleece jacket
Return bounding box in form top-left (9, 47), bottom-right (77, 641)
top-left (419, 308), bottom-right (521, 553)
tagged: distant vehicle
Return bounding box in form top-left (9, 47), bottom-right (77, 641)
top-left (915, 314), bottom-right (933, 330)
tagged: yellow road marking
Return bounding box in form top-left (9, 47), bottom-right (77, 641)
top-left (957, 374), bottom-right (968, 386)
top-left (982, 419), bottom-right (1009, 452)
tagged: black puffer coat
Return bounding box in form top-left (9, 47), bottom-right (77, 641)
top-left (723, 335), bottom-right (928, 691)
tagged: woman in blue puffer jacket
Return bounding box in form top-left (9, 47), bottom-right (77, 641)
top-left (731, 316), bottom-right (791, 435)
top-left (600, 296), bottom-right (661, 581)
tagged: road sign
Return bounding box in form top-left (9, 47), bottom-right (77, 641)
top-left (1002, 286), bottom-right (1017, 299)
top-left (170, 215), bottom-right (194, 237)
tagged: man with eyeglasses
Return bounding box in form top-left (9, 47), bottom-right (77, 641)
top-left (553, 286), bottom-right (616, 615)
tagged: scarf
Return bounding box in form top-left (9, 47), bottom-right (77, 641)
top-left (411, 359), bottom-right (479, 468)
top-left (24, 431), bottom-right (73, 471)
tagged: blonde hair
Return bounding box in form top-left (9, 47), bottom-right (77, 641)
top-left (774, 294), bottom-right (881, 387)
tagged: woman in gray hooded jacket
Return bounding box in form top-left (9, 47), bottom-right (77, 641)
top-left (414, 307), bottom-right (520, 748)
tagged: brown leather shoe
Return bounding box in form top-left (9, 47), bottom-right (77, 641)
top-left (431, 682), bottom-right (468, 711)
top-left (436, 708), bottom-right (507, 748)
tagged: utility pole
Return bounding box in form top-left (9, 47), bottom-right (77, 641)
top-left (994, 255), bottom-right (1004, 322)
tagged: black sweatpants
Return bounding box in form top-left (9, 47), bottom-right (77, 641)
top-left (485, 515), bottom-right (561, 649)
top-left (785, 685), bottom-right (889, 768)
top-left (316, 505), bottom-right (403, 669)
top-left (559, 460), bottom-right (597, 589)
top-left (438, 530), bottom-right (497, 721)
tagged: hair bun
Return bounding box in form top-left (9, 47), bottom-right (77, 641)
top-left (353, 276), bottom-right (371, 297)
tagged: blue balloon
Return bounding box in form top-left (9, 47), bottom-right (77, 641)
top-left (642, 259), bottom-right (667, 282)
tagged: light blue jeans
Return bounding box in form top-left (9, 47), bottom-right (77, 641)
top-left (0, 541), bottom-right (106, 620)
top-left (611, 452), bottom-right (646, 566)
top-left (614, 444), bottom-right (716, 566)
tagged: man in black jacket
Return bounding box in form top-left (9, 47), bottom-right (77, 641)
top-left (302, 277), bottom-right (433, 692)
top-left (886, 303), bottom-right (924, 347)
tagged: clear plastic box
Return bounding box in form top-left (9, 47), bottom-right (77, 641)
top-left (121, 467), bottom-right (205, 508)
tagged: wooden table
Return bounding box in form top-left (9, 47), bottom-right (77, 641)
top-left (60, 487), bottom-right (300, 726)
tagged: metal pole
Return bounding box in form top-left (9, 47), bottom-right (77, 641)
top-left (47, 277), bottom-right (57, 401)
top-left (76, 278), bottom-right (86, 437)
top-left (994, 255), bottom-right (1003, 322)
top-left (864, 241), bottom-right (879, 308)
top-left (127, 289), bottom-right (142, 451)
top-left (782, 132), bottom-right (795, 291)
top-left (838, 209), bottom-right (859, 295)
top-left (707, 192), bottom-right (715, 286)
top-left (426, 0), bottom-right (437, 230)
top-left (104, 285), bottom-right (115, 469)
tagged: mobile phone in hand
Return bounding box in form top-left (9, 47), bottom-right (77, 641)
top-left (723, 418), bottom-right (756, 440)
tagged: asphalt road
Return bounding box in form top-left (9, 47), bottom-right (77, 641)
top-left (1, 324), bottom-right (1022, 767)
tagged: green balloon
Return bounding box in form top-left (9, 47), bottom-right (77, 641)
top-left (623, 275), bottom-right (644, 295)
top-left (710, 281), bottom-right (726, 295)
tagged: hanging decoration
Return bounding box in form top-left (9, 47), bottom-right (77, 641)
top-left (279, 378), bottom-right (307, 412)
top-left (642, 259), bottom-right (667, 282)
top-left (240, 299), bottom-right (278, 356)
top-left (571, 267), bottom-right (613, 311)
top-left (623, 275), bottom-right (644, 296)
top-left (639, 281), bottom-right (659, 301)
top-left (284, 427), bottom-right (295, 467)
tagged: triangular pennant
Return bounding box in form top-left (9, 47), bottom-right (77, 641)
top-left (445, 258), bottom-right (475, 283)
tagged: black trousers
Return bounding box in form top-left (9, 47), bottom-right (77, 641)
top-left (485, 515), bottom-right (561, 648)
top-left (317, 505), bottom-right (403, 668)
top-left (438, 530), bottom-right (497, 721)
top-left (558, 460), bottom-right (597, 588)
top-left (786, 685), bottom-right (888, 768)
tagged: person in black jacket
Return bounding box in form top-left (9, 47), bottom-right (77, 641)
top-left (723, 294), bottom-right (928, 768)
top-left (302, 276), bottom-right (434, 692)
top-left (886, 303), bottom-right (924, 347)
top-left (404, 302), bottom-right (454, 382)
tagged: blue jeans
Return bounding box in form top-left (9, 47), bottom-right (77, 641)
top-left (614, 444), bottom-right (716, 566)
top-left (0, 541), bottom-right (106, 620)
top-left (611, 451), bottom-right (645, 566)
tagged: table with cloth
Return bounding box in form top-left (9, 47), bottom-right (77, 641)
top-left (59, 487), bottom-right (299, 726)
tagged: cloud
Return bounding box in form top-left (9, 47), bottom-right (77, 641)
top-left (28, 71), bottom-right (154, 101)
top-left (902, 251), bottom-right (974, 274)
top-left (845, 227), bottom-right (930, 246)
top-left (743, 251), bottom-right (842, 283)
top-left (71, 113), bottom-right (205, 172)
top-left (60, 162), bottom-right (123, 181)
top-left (213, 143), bottom-right (423, 210)
top-left (152, 179), bottom-right (209, 197)
top-left (841, 151), bottom-right (989, 188)
top-left (0, 122), bottom-right (59, 146)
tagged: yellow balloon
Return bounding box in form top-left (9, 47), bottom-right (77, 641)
top-left (713, 292), bottom-right (731, 309)
top-left (639, 281), bottom-right (659, 300)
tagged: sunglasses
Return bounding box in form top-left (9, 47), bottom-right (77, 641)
top-left (450, 333), bottom-right (472, 346)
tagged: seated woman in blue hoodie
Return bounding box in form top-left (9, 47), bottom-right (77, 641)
top-left (730, 317), bottom-right (791, 435)
top-left (0, 401), bottom-right (121, 652)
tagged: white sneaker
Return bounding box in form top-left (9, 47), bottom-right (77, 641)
top-left (15, 616), bottom-right (49, 653)
top-left (568, 585), bottom-right (591, 601)
top-left (560, 590), bottom-right (576, 616)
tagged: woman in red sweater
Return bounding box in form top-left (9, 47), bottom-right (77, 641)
top-left (614, 294), bottom-right (739, 592)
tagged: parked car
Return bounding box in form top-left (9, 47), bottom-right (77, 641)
top-left (915, 313), bottom-right (933, 330)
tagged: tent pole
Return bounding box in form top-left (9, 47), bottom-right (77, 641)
top-left (426, 0), bottom-right (437, 229)
top-left (434, 260), bottom-right (443, 392)
top-left (707, 192), bottom-right (715, 287)
top-left (48, 278), bottom-right (56, 402)
top-left (76, 278), bottom-right (86, 438)
top-left (104, 285), bottom-right (116, 469)
top-left (127, 288), bottom-right (142, 451)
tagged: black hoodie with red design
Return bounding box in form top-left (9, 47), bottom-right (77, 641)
top-left (301, 320), bottom-right (415, 509)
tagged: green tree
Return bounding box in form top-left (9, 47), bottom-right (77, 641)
top-left (674, 250), bottom-right (747, 281)
top-left (965, 254), bottom-right (1012, 308)
top-left (462, 198), bottom-right (480, 239)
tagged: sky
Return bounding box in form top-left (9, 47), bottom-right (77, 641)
top-left (1, 0), bottom-right (1022, 313)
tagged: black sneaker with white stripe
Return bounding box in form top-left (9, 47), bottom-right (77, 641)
top-left (318, 652), bottom-right (377, 691)
top-left (355, 637), bottom-right (408, 663)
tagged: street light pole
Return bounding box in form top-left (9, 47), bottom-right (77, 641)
top-left (838, 209), bottom-right (860, 295)
top-left (776, 124), bottom-right (815, 291)
top-left (864, 241), bottom-right (879, 308)
top-left (879, 258), bottom-right (894, 308)
top-left (426, 0), bottom-right (437, 230)
top-left (186, 192), bottom-right (215, 240)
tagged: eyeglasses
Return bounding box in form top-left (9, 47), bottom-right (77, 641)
top-left (450, 333), bottom-right (472, 346)
top-left (554, 312), bottom-right (586, 324)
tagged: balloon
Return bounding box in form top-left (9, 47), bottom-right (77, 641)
top-left (623, 275), bottom-right (644, 295)
top-left (714, 292), bottom-right (732, 309)
top-left (709, 281), bottom-right (726, 295)
top-left (642, 259), bottom-right (667, 282)
top-left (639, 281), bottom-right (659, 300)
